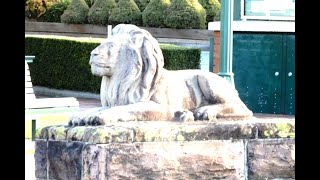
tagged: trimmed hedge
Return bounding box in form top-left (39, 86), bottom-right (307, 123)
top-left (198, 0), bottom-right (221, 22)
top-left (61, 0), bottom-right (89, 24)
top-left (25, 36), bottom-right (200, 94)
top-left (84, 0), bottom-right (95, 7)
top-left (161, 44), bottom-right (200, 70)
top-left (40, 0), bottom-right (71, 22)
top-left (108, 0), bottom-right (142, 26)
top-left (142, 0), bottom-right (171, 28)
top-left (87, 0), bottom-right (116, 25)
top-left (134, 0), bottom-right (150, 11)
top-left (164, 0), bottom-right (207, 29)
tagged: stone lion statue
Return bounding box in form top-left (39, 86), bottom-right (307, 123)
top-left (69, 24), bottom-right (253, 126)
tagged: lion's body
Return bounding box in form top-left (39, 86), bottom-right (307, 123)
top-left (153, 69), bottom-right (235, 109)
top-left (69, 24), bottom-right (253, 126)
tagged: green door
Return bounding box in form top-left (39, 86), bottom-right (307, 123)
top-left (233, 33), bottom-right (283, 114)
top-left (283, 34), bottom-right (295, 115)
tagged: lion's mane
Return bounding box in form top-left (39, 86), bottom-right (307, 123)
top-left (100, 24), bottom-right (164, 107)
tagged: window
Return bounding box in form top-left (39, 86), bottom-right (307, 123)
top-left (241, 0), bottom-right (295, 21)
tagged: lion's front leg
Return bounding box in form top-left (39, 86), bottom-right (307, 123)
top-left (69, 102), bottom-right (179, 126)
top-left (69, 106), bottom-right (139, 126)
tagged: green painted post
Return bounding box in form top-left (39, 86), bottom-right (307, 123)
top-left (32, 119), bottom-right (36, 141)
top-left (209, 37), bottom-right (214, 72)
top-left (218, 0), bottom-right (235, 87)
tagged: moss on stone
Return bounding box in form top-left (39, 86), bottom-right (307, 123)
top-left (142, 0), bottom-right (171, 27)
top-left (49, 125), bottom-right (68, 140)
top-left (263, 123), bottom-right (295, 138)
top-left (37, 120), bottom-right (295, 143)
top-left (66, 126), bottom-right (88, 141)
top-left (164, 0), bottom-right (207, 29)
top-left (108, 0), bottom-right (142, 26)
top-left (176, 134), bottom-right (185, 141)
top-left (87, 0), bottom-right (117, 25)
top-left (61, 0), bottom-right (90, 24)
top-left (276, 123), bottom-right (295, 138)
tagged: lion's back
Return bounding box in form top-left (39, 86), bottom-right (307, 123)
top-left (154, 69), bottom-right (235, 109)
top-left (167, 69), bottom-right (230, 85)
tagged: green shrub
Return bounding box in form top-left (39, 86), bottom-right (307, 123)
top-left (61, 0), bottom-right (89, 24)
top-left (25, 0), bottom-right (59, 20)
top-left (161, 44), bottom-right (200, 70)
top-left (213, 10), bottom-right (220, 21)
top-left (198, 0), bottom-right (220, 22)
top-left (40, 0), bottom-right (70, 22)
top-left (108, 0), bottom-right (142, 26)
top-left (164, 0), bottom-right (207, 29)
top-left (87, 0), bottom-right (116, 25)
top-left (134, 0), bottom-right (150, 11)
top-left (84, 0), bottom-right (95, 7)
top-left (25, 36), bottom-right (102, 93)
top-left (142, 0), bottom-right (170, 27)
top-left (25, 36), bottom-right (200, 93)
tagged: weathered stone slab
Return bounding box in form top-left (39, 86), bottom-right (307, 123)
top-left (35, 118), bottom-right (295, 180)
top-left (82, 140), bottom-right (245, 180)
top-left (37, 119), bottom-right (295, 143)
top-left (35, 140), bottom-right (47, 179)
top-left (247, 138), bottom-right (295, 179)
top-left (47, 140), bottom-right (84, 180)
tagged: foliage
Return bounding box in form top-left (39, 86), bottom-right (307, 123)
top-left (164, 0), bottom-right (207, 29)
top-left (84, 0), bottom-right (95, 7)
top-left (61, 0), bottom-right (89, 24)
top-left (25, 36), bottom-right (200, 93)
top-left (142, 0), bottom-right (171, 27)
top-left (108, 0), bottom-right (142, 26)
top-left (25, 36), bottom-right (102, 93)
top-left (198, 0), bottom-right (221, 22)
top-left (134, 0), bottom-right (150, 11)
top-left (213, 10), bottom-right (220, 21)
top-left (87, 0), bottom-right (116, 25)
top-left (40, 0), bottom-right (70, 22)
top-left (161, 44), bottom-right (200, 70)
top-left (25, 0), bottom-right (59, 20)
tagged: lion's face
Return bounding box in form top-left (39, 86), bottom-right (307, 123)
top-left (89, 39), bottom-right (122, 77)
top-left (89, 24), bottom-right (164, 107)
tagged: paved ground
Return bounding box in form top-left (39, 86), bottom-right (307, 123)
top-left (25, 95), bottom-right (294, 180)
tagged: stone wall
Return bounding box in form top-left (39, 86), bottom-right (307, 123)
top-left (35, 118), bottom-right (295, 180)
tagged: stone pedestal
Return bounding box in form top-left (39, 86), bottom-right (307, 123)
top-left (35, 118), bottom-right (295, 180)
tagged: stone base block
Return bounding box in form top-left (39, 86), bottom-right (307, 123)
top-left (35, 119), bottom-right (295, 179)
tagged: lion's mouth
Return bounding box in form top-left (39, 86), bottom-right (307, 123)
top-left (92, 63), bottom-right (110, 69)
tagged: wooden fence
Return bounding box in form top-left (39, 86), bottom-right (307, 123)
top-left (25, 21), bottom-right (214, 40)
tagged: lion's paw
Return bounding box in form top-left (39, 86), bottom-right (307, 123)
top-left (69, 113), bottom-right (104, 126)
top-left (68, 108), bottom-right (106, 126)
top-left (193, 106), bottom-right (220, 121)
top-left (174, 110), bottom-right (194, 122)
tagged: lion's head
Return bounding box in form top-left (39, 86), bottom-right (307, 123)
top-left (89, 24), bottom-right (164, 107)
